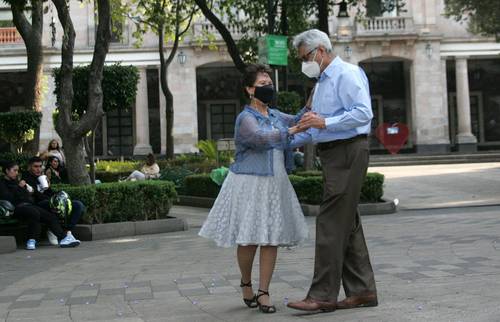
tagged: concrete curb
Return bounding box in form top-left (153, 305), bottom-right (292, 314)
top-left (0, 236), bottom-right (17, 254)
top-left (175, 195), bottom-right (397, 216)
top-left (72, 217), bottom-right (188, 241)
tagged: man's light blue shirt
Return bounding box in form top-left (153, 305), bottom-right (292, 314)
top-left (290, 56), bottom-right (373, 148)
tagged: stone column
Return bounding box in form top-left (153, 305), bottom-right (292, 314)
top-left (39, 70), bottom-right (60, 153)
top-left (133, 67), bottom-right (153, 155)
top-left (411, 41), bottom-right (450, 154)
top-left (455, 56), bottom-right (477, 152)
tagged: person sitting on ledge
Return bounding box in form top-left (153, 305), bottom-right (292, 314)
top-left (124, 153), bottom-right (160, 181)
top-left (23, 156), bottom-right (84, 246)
top-left (45, 156), bottom-right (67, 184)
top-left (0, 160), bottom-right (80, 250)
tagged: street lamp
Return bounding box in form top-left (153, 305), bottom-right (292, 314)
top-left (344, 45), bottom-right (352, 59)
top-left (177, 50), bottom-right (187, 65)
top-left (425, 42), bottom-right (432, 59)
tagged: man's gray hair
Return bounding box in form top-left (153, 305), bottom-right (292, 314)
top-left (292, 29), bottom-right (333, 53)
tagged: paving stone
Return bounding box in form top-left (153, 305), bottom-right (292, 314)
top-left (66, 296), bottom-right (97, 305)
top-left (179, 288), bottom-right (209, 296)
top-left (126, 281), bottom-right (151, 288)
top-left (174, 277), bottom-right (201, 284)
top-left (125, 292), bottom-right (153, 301)
top-left (99, 288), bottom-right (125, 296)
top-left (0, 295), bottom-right (18, 303)
top-left (151, 284), bottom-right (177, 292)
top-left (21, 288), bottom-right (50, 295)
top-left (9, 300), bottom-right (41, 310)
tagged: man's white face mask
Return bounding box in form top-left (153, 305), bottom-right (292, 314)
top-left (301, 48), bottom-right (323, 79)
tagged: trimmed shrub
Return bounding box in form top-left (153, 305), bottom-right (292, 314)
top-left (277, 91), bottom-right (302, 114)
top-left (288, 175), bottom-right (323, 204)
top-left (294, 170), bottom-right (322, 177)
top-left (182, 172), bottom-right (385, 204)
top-left (95, 160), bottom-right (139, 172)
top-left (0, 111), bottom-right (42, 152)
top-left (95, 171), bottom-right (130, 183)
top-left (53, 181), bottom-right (177, 224)
top-left (183, 174), bottom-right (221, 198)
top-left (360, 172), bottom-right (384, 203)
top-left (159, 167), bottom-right (194, 194)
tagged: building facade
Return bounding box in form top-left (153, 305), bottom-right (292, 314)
top-left (0, 0), bottom-right (499, 156)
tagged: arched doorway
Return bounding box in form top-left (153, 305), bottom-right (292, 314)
top-left (359, 57), bottom-right (413, 152)
top-left (196, 62), bottom-right (243, 141)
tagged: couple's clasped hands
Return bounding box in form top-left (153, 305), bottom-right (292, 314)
top-left (289, 112), bottom-right (326, 135)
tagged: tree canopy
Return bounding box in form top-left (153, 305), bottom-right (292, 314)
top-left (444, 0), bottom-right (500, 39)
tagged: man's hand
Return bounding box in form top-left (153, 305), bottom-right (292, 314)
top-left (18, 180), bottom-right (26, 188)
top-left (298, 112), bottom-right (326, 129)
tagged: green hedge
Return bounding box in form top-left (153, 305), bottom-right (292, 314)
top-left (0, 111), bottom-right (42, 151)
top-left (183, 174), bottom-right (221, 198)
top-left (53, 181), bottom-right (177, 224)
top-left (95, 160), bottom-right (139, 172)
top-left (95, 171), bottom-right (130, 183)
top-left (182, 172), bottom-right (385, 204)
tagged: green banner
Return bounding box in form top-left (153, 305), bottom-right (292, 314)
top-left (258, 35), bottom-right (288, 66)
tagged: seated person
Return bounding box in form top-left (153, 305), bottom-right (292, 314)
top-left (24, 156), bottom-right (84, 245)
top-left (45, 156), bottom-right (67, 184)
top-left (125, 153), bottom-right (160, 181)
top-left (41, 139), bottom-right (66, 167)
top-left (0, 160), bottom-right (79, 250)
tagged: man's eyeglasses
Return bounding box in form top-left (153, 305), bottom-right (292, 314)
top-left (301, 47), bottom-right (318, 62)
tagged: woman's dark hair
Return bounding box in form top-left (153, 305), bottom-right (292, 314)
top-left (0, 160), bottom-right (18, 174)
top-left (242, 63), bottom-right (272, 98)
top-left (145, 153), bottom-right (156, 166)
top-left (47, 156), bottom-right (60, 169)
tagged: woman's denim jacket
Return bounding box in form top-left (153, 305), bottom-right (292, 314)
top-left (229, 105), bottom-right (306, 176)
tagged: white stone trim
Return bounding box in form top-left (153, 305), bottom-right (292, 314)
top-left (440, 42), bottom-right (500, 57)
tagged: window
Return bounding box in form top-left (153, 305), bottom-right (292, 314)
top-left (207, 103), bottom-right (238, 140)
top-left (106, 108), bottom-right (133, 156)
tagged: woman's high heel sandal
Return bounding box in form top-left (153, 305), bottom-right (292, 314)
top-left (240, 280), bottom-right (258, 308)
top-left (256, 289), bottom-right (276, 314)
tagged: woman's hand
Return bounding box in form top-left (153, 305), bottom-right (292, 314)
top-left (288, 125), bottom-right (306, 135)
top-left (18, 180), bottom-right (26, 188)
top-left (298, 112), bottom-right (326, 129)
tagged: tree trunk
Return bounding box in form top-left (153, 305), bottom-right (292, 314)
top-left (84, 127), bottom-right (97, 184)
top-left (52, 0), bottom-right (111, 185)
top-left (24, 0), bottom-right (44, 113)
top-left (158, 25), bottom-right (176, 159)
top-left (317, 0), bottom-right (329, 35)
top-left (194, 0), bottom-right (246, 73)
top-left (164, 76), bottom-right (174, 159)
top-left (11, 0), bottom-right (44, 153)
top-left (64, 138), bottom-right (89, 184)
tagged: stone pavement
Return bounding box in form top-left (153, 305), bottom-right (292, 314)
top-left (1, 162), bottom-right (500, 321)
top-left (1, 204), bottom-right (500, 322)
top-left (370, 162), bottom-right (500, 210)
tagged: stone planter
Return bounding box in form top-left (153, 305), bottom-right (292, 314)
top-left (72, 217), bottom-right (188, 241)
top-left (176, 195), bottom-right (397, 216)
top-left (0, 236), bottom-right (16, 254)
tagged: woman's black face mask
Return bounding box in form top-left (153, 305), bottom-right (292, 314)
top-left (254, 84), bottom-right (275, 105)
